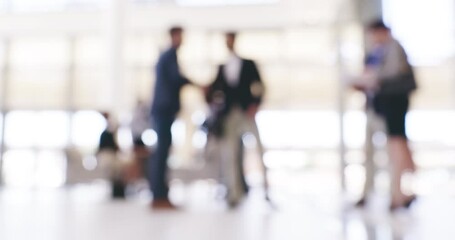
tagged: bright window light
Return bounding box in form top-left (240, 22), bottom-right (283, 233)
top-left (5, 111), bottom-right (36, 148)
top-left (406, 110), bottom-right (455, 146)
top-left (383, 0), bottom-right (455, 65)
top-left (171, 120), bottom-right (186, 146)
top-left (35, 112), bottom-right (70, 148)
top-left (8, 0), bottom-right (106, 12)
top-left (71, 111), bottom-right (106, 148)
top-left (176, 0), bottom-right (278, 6)
top-left (5, 111), bottom-right (70, 148)
top-left (2, 150), bottom-right (36, 188)
top-left (343, 111), bottom-right (366, 149)
top-left (264, 150), bottom-right (309, 169)
top-left (2, 150), bottom-right (67, 188)
top-left (256, 110), bottom-right (455, 150)
top-left (256, 110), bottom-right (340, 149)
top-left (0, 113), bottom-right (3, 144)
top-left (35, 151), bottom-right (67, 188)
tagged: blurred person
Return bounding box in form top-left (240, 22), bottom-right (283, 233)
top-left (206, 32), bottom-right (268, 207)
top-left (97, 112), bottom-right (125, 199)
top-left (131, 100), bottom-right (150, 150)
top-left (148, 26), bottom-right (191, 209)
top-left (126, 100), bottom-right (150, 183)
top-left (352, 20), bottom-right (417, 210)
top-left (351, 36), bottom-right (387, 207)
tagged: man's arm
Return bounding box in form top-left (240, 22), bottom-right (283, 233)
top-left (163, 51), bottom-right (190, 87)
top-left (205, 66), bottom-right (223, 103)
top-left (248, 61), bottom-right (265, 118)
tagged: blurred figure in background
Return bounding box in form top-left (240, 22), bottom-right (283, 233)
top-left (352, 20), bottom-right (417, 210)
top-left (126, 100), bottom-right (150, 184)
top-left (206, 32), bottom-right (267, 207)
top-left (131, 100), bottom-right (149, 152)
top-left (97, 112), bottom-right (125, 199)
top-left (148, 26), bottom-right (191, 209)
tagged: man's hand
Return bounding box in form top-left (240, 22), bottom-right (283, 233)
top-left (352, 83), bottom-right (366, 91)
top-left (247, 105), bottom-right (259, 120)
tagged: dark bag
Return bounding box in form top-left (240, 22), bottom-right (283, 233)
top-left (379, 71), bottom-right (417, 95)
top-left (203, 89), bottom-right (226, 138)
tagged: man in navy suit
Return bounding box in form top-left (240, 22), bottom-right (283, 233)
top-left (149, 26), bottom-right (190, 209)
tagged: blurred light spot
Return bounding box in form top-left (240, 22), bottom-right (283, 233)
top-left (171, 120), bottom-right (186, 146)
top-left (142, 129), bottom-right (157, 147)
top-left (82, 155), bottom-right (98, 171)
top-left (264, 151), bottom-right (308, 169)
top-left (242, 133), bottom-right (257, 149)
top-left (117, 126), bottom-right (133, 149)
top-left (191, 111), bottom-right (206, 126)
top-left (192, 130), bottom-right (207, 149)
top-left (372, 132), bottom-right (387, 147)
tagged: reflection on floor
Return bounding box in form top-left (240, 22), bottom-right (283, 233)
top-left (0, 183), bottom-right (454, 240)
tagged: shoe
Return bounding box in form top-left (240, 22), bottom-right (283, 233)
top-left (355, 198), bottom-right (367, 208)
top-left (403, 195), bottom-right (417, 209)
top-left (151, 199), bottom-right (178, 210)
top-left (390, 195), bottom-right (416, 211)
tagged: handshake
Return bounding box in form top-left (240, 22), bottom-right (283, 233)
top-left (349, 68), bottom-right (379, 92)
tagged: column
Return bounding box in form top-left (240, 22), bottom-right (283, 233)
top-left (105, 0), bottom-right (126, 117)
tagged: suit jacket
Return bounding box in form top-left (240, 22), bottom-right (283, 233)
top-left (207, 58), bottom-right (264, 113)
top-left (151, 47), bottom-right (189, 116)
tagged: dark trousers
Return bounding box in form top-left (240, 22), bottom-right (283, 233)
top-left (148, 114), bottom-right (174, 200)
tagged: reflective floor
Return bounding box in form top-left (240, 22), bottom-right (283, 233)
top-left (0, 183), bottom-right (454, 240)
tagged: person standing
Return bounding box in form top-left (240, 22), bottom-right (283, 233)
top-left (149, 26), bottom-right (190, 209)
top-left (97, 112), bottom-right (125, 199)
top-left (206, 32), bottom-right (268, 207)
top-left (353, 20), bottom-right (417, 210)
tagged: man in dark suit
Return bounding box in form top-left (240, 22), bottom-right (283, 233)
top-left (149, 26), bottom-right (190, 209)
top-left (206, 32), bottom-right (267, 207)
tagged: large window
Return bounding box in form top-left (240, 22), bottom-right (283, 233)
top-left (7, 37), bottom-right (70, 109)
top-left (0, 0), bottom-right (106, 12)
top-left (383, 0), bottom-right (455, 65)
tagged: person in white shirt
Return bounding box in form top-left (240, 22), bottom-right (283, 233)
top-left (205, 32), bottom-right (268, 207)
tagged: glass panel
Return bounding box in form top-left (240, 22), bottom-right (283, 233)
top-left (10, 0), bottom-right (67, 12)
top-left (283, 28), bottom-right (335, 64)
top-left (7, 70), bottom-right (68, 108)
top-left (236, 31), bottom-right (282, 62)
top-left (175, 0), bottom-right (279, 6)
top-left (412, 65), bottom-right (453, 109)
top-left (75, 36), bottom-right (106, 67)
top-left (0, 41), bottom-right (6, 67)
top-left (0, 113), bottom-right (3, 145)
top-left (8, 38), bottom-right (69, 108)
top-left (125, 35), bottom-right (160, 67)
top-left (10, 38), bottom-right (69, 68)
top-left (128, 67), bottom-right (154, 102)
top-left (180, 31), bottom-right (211, 64)
top-left (8, 0), bottom-right (106, 12)
top-left (275, 67), bottom-right (338, 109)
top-left (73, 69), bottom-right (107, 109)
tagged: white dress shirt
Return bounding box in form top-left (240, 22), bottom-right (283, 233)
top-left (223, 54), bottom-right (242, 87)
